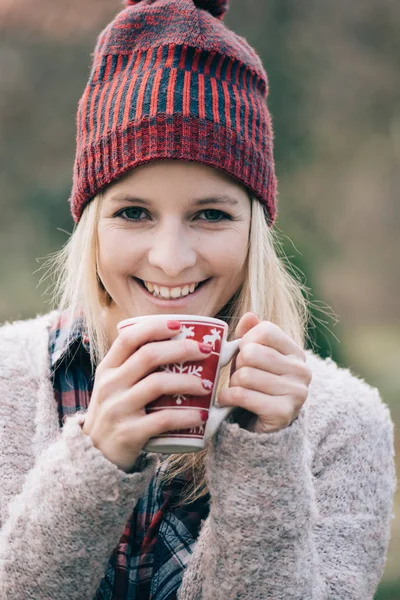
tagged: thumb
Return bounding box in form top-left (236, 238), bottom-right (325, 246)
top-left (231, 312), bottom-right (260, 375)
top-left (229, 311), bottom-right (261, 378)
top-left (235, 311), bottom-right (260, 339)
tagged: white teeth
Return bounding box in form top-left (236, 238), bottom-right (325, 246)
top-left (170, 287), bottom-right (182, 299)
top-left (142, 280), bottom-right (202, 299)
top-left (160, 286), bottom-right (170, 299)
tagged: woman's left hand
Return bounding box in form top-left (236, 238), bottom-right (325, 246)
top-left (218, 312), bottom-right (313, 434)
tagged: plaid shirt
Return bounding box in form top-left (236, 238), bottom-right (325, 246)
top-left (49, 313), bottom-right (209, 600)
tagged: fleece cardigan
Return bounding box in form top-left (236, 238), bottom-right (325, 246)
top-left (0, 312), bottom-right (396, 599)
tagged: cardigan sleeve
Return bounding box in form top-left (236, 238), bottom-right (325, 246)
top-left (178, 384), bottom-right (396, 600)
top-left (0, 413), bottom-right (157, 600)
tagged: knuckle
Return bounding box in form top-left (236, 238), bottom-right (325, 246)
top-left (146, 371), bottom-right (163, 395)
top-left (296, 384), bottom-right (309, 402)
top-left (304, 366), bottom-right (313, 385)
top-left (156, 409), bottom-right (174, 431)
top-left (291, 360), bottom-right (312, 384)
top-left (117, 329), bottom-right (133, 349)
top-left (290, 382), bottom-right (308, 401)
top-left (260, 320), bottom-right (275, 336)
top-left (231, 385), bottom-right (246, 404)
top-left (283, 385), bottom-right (307, 411)
top-left (240, 342), bottom-right (258, 364)
top-left (182, 338), bottom-right (196, 353)
top-left (95, 371), bottom-right (118, 400)
top-left (138, 343), bottom-right (158, 366)
top-left (237, 367), bottom-right (253, 388)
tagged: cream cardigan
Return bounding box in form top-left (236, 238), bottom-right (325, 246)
top-left (0, 312), bottom-right (396, 599)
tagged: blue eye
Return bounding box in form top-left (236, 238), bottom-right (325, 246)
top-left (198, 209), bottom-right (231, 222)
top-left (118, 207), bottom-right (149, 221)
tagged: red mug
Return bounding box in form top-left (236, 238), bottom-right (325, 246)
top-left (117, 314), bottom-right (240, 453)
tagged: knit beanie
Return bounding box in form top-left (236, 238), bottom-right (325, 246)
top-left (70, 0), bottom-right (277, 225)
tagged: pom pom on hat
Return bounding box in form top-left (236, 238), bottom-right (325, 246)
top-left (192, 0), bottom-right (229, 19)
top-left (124, 0), bottom-right (229, 20)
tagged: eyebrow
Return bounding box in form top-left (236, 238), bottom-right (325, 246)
top-left (108, 193), bottom-right (239, 207)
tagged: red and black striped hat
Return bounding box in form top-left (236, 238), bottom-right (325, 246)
top-left (70, 0), bottom-right (277, 225)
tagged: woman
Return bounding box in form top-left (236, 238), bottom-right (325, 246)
top-left (0, 1), bottom-right (395, 598)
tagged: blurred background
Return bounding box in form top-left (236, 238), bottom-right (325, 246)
top-left (0, 0), bottom-right (398, 595)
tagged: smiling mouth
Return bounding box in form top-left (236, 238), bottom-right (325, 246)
top-left (134, 277), bottom-right (210, 300)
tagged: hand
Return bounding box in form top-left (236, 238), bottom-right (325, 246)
top-left (82, 319), bottom-right (212, 472)
top-left (218, 313), bottom-right (312, 434)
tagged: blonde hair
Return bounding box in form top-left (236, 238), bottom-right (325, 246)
top-left (45, 193), bottom-right (313, 501)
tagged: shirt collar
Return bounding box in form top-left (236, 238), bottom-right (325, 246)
top-left (49, 312), bottom-right (90, 368)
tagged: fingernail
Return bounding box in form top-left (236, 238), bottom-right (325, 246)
top-left (167, 320), bottom-right (181, 330)
top-left (199, 410), bottom-right (208, 422)
top-left (202, 379), bottom-right (213, 391)
top-left (198, 342), bottom-right (213, 353)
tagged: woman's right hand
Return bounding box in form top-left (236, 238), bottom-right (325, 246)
top-left (82, 319), bottom-right (212, 472)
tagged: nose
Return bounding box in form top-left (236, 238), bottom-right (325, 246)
top-left (147, 220), bottom-right (197, 277)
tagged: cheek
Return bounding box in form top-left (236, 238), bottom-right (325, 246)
top-left (97, 228), bottom-right (139, 274)
top-left (208, 232), bottom-right (248, 273)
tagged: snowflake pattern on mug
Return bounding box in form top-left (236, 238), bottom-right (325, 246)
top-left (175, 325), bottom-right (195, 341)
top-left (202, 379), bottom-right (213, 390)
top-left (160, 363), bottom-right (203, 404)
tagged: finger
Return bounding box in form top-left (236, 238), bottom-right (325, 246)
top-left (138, 408), bottom-right (206, 443)
top-left (101, 319), bottom-right (183, 370)
top-left (118, 338), bottom-right (213, 387)
top-left (106, 373), bottom-right (211, 418)
top-left (229, 312), bottom-right (260, 376)
top-left (218, 387), bottom-right (299, 427)
top-left (239, 321), bottom-right (306, 361)
top-left (229, 366), bottom-right (308, 397)
top-left (234, 312), bottom-right (260, 339)
top-left (235, 343), bottom-right (312, 380)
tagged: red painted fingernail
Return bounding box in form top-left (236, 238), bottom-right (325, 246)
top-left (167, 320), bottom-right (181, 330)
top-left (198, 342), bottom-right (213, 353)
top-left (202, 379), bottom-right (213, 391)
top-left (199, 410), bottom-right (208, 422)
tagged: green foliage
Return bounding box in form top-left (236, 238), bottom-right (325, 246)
top-left (277, 234), bottom-right (344, 364)
top-left (375, 580), bottom-right (400, 600)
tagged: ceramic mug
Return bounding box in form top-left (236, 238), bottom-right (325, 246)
top-left (117, 314), bottom-right (240, 453)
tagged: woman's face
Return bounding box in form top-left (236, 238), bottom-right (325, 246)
top-left (97, 160), bottom-right (251, 329)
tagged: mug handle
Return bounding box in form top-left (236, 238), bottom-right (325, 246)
top-left (204, 338), bottom-right (241, 441)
